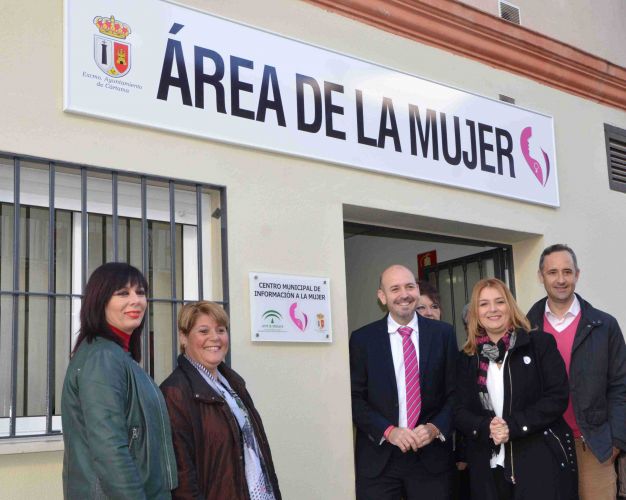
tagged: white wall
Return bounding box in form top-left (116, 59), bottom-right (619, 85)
top-left (1, 0), bottom-right (626, 498)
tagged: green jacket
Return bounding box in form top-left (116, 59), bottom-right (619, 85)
top-left (62, 337), bottom-right (178, 499)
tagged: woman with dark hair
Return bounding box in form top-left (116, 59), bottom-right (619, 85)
top-left (455, 278), bottom-right (577, 500)
top-left (416, 280), bottom-right (442, 320)
top-left (160, 301), bottom-right (281, 500)
top-left (62, 262), bottom-right (177, 499)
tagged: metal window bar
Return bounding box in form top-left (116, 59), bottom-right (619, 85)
top-left (112, 172), bottom-right (119, 262)
top-left (23, 206), bottom-right (31, 416)
top-left (504, 248), bottom-right (515, 294)
top-left (447, 267), bottom-right (457, 333)
top-left (196, 185), bottom-right (204, 300)
top-left (140, 177), bottom-right (150, 374)
top-left (100, 216), bottom-right (107, 264)
top-left (220, 190), bottom-right (229, 315)
top-left (0, 152), bottom-right (228, 438)
top-left (462, 263), bottom-right (469, 303)
top-left (1, 288), bottom-right (229, 303)
top-left (219, 188), bottom-right (231, 366)
top-left (9, 157), bottom-right (21, 438)
top-left (46, 162), bottom-right (57, 434)
top-left (169, 181), bottom-right (178, 369)
top-left (81, 168), bottom-right (87, 291)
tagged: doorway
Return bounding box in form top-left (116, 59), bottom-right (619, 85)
top-left (344, 222), bottom-right (514, 347)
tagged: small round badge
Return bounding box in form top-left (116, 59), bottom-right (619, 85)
top-left (523, 356), bottom-right (532, 365)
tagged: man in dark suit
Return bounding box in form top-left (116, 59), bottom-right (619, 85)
top-left (350, 264), bottom-right (457, 500)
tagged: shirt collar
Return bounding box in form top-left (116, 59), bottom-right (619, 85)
top-left (387, 312), bottom-right (419, 335)
top-left (545, 295), bottom-right (581, 320)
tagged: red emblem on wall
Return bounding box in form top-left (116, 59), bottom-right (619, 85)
top-left (417, 250), bottom-right (437, 280)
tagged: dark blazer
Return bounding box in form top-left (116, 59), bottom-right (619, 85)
top-left (455, 329), bottom-right (577, 500)
top-left (527, 294), bottom-right (626, 461)
top-left (160, 355), bottom-right (281, 500)
top-left (350, 314), bottom-right (457, 479)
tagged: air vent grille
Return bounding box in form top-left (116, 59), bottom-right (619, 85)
top-left (607, 126), bottom-right (626, 193)
top-left (499, 1), bottom-right (521, 24)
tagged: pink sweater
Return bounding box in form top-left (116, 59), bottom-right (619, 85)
top-left (543, 313), bottom-right (582, 437)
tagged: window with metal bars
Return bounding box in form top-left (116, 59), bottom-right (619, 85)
top-left (0, 153), bottom-right (228, 438)
top-left (605, 124), bottom-right (626, 193)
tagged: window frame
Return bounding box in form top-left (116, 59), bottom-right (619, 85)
top-left (0, 152), bottom-right (229, 439)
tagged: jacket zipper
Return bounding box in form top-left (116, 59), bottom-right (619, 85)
top-left (548, 428), bottom-right (568, 463)
top-left (507, 360), bottom-right (516, 484)
top-left (128, 426), bottom-right (139, 452)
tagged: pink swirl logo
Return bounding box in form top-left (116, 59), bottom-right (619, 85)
top-left (520, 126), bottom-right (550, 187)
top-left (289, 302), bottom-right (308, 332)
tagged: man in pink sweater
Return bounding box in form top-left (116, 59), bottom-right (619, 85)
top-left (527, 244), bottom-right (626, 500)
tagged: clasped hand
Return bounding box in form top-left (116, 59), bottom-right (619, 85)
top-left (489, 416), bottom-right (509, 445)
top-left (388, 425), bottom-right (436, 453)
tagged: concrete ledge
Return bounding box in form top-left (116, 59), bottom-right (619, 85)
top-left (0, 435), bottom-right (64, 455)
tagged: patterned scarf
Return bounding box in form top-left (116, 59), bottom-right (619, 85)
top-left (476, 328), bottom-right (516, 456)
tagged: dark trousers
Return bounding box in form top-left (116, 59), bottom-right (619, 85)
top-left (492, 465), bottom-right (514, 500)
top-left (452, 467), bottom-right (471, 500)
top-left (356, 448), bottom-right (451, 500)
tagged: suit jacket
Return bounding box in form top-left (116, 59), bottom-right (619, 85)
top-left (350, 314), bottom-right (457, 479)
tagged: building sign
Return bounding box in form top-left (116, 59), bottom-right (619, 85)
top-left (417, 250), bottom-right (437, 280)
top-left (249, 273), bottom-right (332, 343)
top-left (64, 0), bottom-right (559, 206)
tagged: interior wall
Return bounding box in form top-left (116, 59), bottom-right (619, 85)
top-left (344, 233), bottom-right (493, 332)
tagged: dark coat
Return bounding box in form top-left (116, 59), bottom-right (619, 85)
top-left (455, 329), bottom-right (578, 500)
top-left (350, 314), bottom-right (457, 479)
top-left (527, 294), bottom-right (626, 461)
top-left (160, 355), bottom-right (281, 500)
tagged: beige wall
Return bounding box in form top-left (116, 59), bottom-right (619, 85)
top-left (1, 0), bottom-right (626, 498)
top-left (0, 450), bottom-right (63, 499)
top-left (459, 0), bottom-right (626, 67)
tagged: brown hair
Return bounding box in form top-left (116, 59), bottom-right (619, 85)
top-left (178, 301), bottom-right (229, 354)
top-left (417, 280), bottom-right (442, 309)
top-left (462, 278), bottom-right (530, 355)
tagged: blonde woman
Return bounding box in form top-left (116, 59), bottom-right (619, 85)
top-left (454, 278), bottom-right (577, 500)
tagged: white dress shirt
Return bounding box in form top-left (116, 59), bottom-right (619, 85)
top-left (387, 313), bottom-right (420, 429)
top-left (486, 352), bottom-right (507, 468)
top-left (544, 296), bottom-right (581, 332)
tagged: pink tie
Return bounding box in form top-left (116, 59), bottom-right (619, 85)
top-left (398, 326), bottom-right (421, 429)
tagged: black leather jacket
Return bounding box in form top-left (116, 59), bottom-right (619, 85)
top-left (527, 294), bottom-right (626, 461)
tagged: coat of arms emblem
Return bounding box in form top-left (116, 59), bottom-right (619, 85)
top-left (93, 15), bottom-right (131, 78)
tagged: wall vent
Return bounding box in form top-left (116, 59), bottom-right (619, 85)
top-left (605, 124), bottom-right (626, 194)
top-left (499, 1), bottom-right (521, 24)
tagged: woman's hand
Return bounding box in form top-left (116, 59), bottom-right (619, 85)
top-left (489, 417), bottom-right (509, 445)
